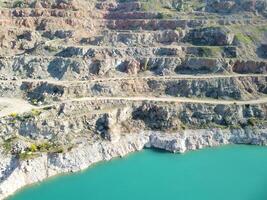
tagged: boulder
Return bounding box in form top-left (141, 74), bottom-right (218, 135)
top-left (125, 59), bottom-right (141, 75)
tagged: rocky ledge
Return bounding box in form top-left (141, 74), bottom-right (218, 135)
top-left (0, 0), bottom-right (267, 199)
top-left (0, 127), bottom-right (267, 200)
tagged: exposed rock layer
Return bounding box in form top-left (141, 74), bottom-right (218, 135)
top-left (1, 128), bottom-right (266, 200)
top-left (0, 0), bottom-right (266, 199)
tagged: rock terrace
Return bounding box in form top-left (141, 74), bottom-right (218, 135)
top-left (0, 0), bottom-right (266, 199)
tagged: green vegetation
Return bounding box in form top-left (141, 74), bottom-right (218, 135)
top-left (256, 26), bottom-right (267, 33)
top-left (177, 119), bottom-right (266, 130)
top-left (2, 136), bottom-right (17, 153)
top-left (31, 109), bottom-right (42, 117)
top-left (31, 99), bottom-right (38, 105)
top-left (235, 33), bottom-right (254, 45)
top-left (229, 124), bottom-right (242, 130)
top-left (13, 0), bottom-right (25, 8)
top-left (35, 142), bottom-right (65, 154)
top-left (157, 12), bottom-right (173, 19)
top-left (9, 109), bottom-right (42, 123)
top-left (37, 142), bottom-right (53, 152)
top-left (140, 0), bottom-right (205, 13)
top-left (19, 152), bottom-right (39, 160)
top-left (180, 123), bottom-right (186, 130)
top-left (10, 112), bottom-right (18, 118)
top-left (229, 24), bottom-right (267, 46)
top-left (42, 106), bottom-right (53, 111)
top-left (18, 142), bottom-right (68, 160)
top-left (0, 0), bottom-right (4, 7)
top-left (44, 45), bottom-right (59, 52)
top-left (29, 144), bottom-right (37, 152)
top-left (198, 47), bottom-right (222, 57)
top-left (18, 143), bottom-right (38, 160)
top-left (223, 24), bottom-right (267, 58)
top-left (175, 0), bottom-right (206, 11)
top-left (247, 118), bottom-right (257, 127)
top-left (179, 120), bottom-right (230, 130)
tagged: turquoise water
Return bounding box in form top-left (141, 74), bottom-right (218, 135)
top-left (9, 145), bottom-right (267, 200)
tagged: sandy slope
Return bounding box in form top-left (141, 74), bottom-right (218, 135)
top-left (0, 98), bottom-right (34, 117)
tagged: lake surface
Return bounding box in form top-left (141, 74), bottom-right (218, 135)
top-left (9, 145), bottom-right (267, 200)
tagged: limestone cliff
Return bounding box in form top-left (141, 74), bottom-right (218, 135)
top-left (0, 0), bottom-right (266, 199)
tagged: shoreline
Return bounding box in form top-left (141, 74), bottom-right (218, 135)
top-left (1, 127), bottom-right (267, 200)
top-left (9, 144), bottom-right (267, 199)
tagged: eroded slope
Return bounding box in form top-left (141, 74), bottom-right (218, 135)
top-left (0, 0), bottom-right (266, 199)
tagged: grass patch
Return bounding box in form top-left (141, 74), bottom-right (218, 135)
top-left (157, 12), bottom-right (173, 19)
top-left (180, 123), bottom-right (187, 130)
top-left (9, 109), bottom-right (42, 123)
top-left (35, 142), bottom-right (65, 153)
top-left (235, 33), bottom-right (254, 45)
top-left (2, 136), bottom-right (17, 153)
top-left (198, 47), bottom-right (222, 57)
top-left (18, 142), bottom-right (68, 160)
top-left (19, 152), bottom-right (39, 160)
top-left (229, 24), bottom-right (267, 46)
top-left (140, 0), bottom-right (205, 12)
top-left (31, 109), bottom-right (42, 117)
top-left (247, 118), bottom-right (258, 127)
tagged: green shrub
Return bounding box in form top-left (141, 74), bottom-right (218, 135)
top-left (247, 118), bottom-right (257, 126)
top-left (199, 47), bottom-right (221, 57)
top-left (37, 142), bottom-right (66, 154)
top-left (13, 0), bottom-right (25, 8)
top-left (230, 124), bottom-right (242, 129)
top-left (157, 12), bottom-right (173, 19)
top-left (31, 99), bottom-right (38, 105)
top-left (10, 112), bottom-right (18, 118)
top-left (37, 142), bottom-right (51, 152)
top-left (29, 144), bottom-right (37, 152)
top-left (180, 123), bottom-right (186, 130)
top-left (3, 136), bottom-right (17, 153)
top-left (49, 146), bottom-right (64, 154)
top-left (19, 152), bottom-right (38, 160)
top-left (9, 109), bottom-right (42, 123)
top-left (235, 33), bottom-right (253, 45)
top-left (31, 109), bottom-right (42, 117)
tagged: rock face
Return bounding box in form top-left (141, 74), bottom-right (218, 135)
top-left (0, 0), bottom-right (266, 199)
top-left (187, 27), bottom-right (235, 46)
top-left (206, 0), bottom-right (267, 14)
top-left (259, 43), bottom-right (267, 58)
top-left (0, 128), bottom-right (267, 200)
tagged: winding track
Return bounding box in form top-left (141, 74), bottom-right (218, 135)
top-left (60, 96), bottom-right (267, 105)
top-left (1, 95), bottom-right (267, 118)
top-left (0, 3), bottom-right (266, 118)
top-left (0, 73), bottom-right (266, 117)
top-left (0, 73), bottom-right (266, 86)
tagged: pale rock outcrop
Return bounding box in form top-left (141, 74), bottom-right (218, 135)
top-left (1, 128), bottom-right (267, 200)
